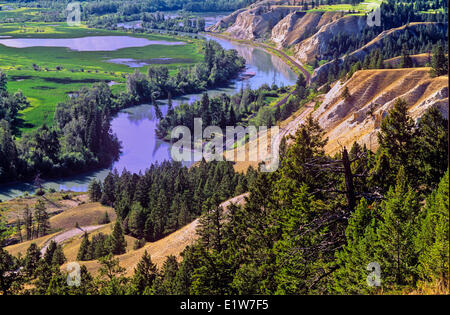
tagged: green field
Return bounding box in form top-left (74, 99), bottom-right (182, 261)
top-left (0, 23), bottom-right (204, 133)
top-left (307, 0), bottom-right (383, 13)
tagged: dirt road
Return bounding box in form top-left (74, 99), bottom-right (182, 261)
top-left (40, 225), bottom-right (103, 255)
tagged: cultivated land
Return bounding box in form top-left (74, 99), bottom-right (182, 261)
top-left (0, 23), bottom-right (204, 133)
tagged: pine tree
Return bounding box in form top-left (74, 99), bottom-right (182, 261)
top-left (44, 240), bottom-right (58, 265)
top-left (77, 232), bottom-right (91, 261)
top-left (377, 98), bottom-right (415, 183)
top-left (129, 250), bottom-right (158, 294)
top-left (88, 179), bottom-right (102, 202)
top-left (295, 73), bottom-right (307, 99)
top-left (34, 200), bottom-right (50, 237)
top-left (201, 92), bottom-right (211, 126)
top-left (415, 107), bottom-right (448, 191)
top-left (128, 203), bottom-right (146, 238)
top-left (51, 244), bottom-right (66, 266)
top-left (332, 198), bottom-right (379, 294)
top-left (430, 43), bottom-right (448, 77)
top-left (375, 167), bottom-right (419, 288)
top-left (24, 243), bottom-right (41, 278)
top-left (23, 205), bottom-right (33, 241)
top-left (99, 211), bottom-right (110, 225)
top-left (0, 248), bottom-right (21, 295)
top-left (400, 44), bottom-right (413, 68)
top-left (101, 172), bottom-right (117, 206)
top-left (157, 255), bottom-right (179, 294)
top-left (110, 220), bottom-right (127, 255)
top-left (415, 170), bottom-right (449, 286)
top-left (341, 86), bottom-right (351, 100)
top-left (96, 254), bottom-right (127, 295)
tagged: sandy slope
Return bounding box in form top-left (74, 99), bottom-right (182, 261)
top-left (63, 193), bottom-right (249, 276)
top-left (313, 68), bottom-right (448, 154)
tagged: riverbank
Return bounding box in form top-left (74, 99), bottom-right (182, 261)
top-left (204, 31), bottom-right (310, 83)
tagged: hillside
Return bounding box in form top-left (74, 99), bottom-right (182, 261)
top-left (227, 67), bottom-right (448, 173)
top-left (62, 193), bottom-right (248, 276)
top-left (312, 68), bottom-right (448, 154)
top-left (4, 193), bottom-right (248, 276)
top-left (312, 22), bottom-right (448, 83)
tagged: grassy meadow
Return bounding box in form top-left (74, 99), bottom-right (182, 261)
top-left (0, 22), bottom-right (204, 133)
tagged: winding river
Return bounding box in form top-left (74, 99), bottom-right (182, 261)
top-left (0, 33), bottom-right (297, 201)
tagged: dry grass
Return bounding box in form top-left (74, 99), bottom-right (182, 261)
top-left (0, 192), bottom-right (87, 223)
top-left (384, 53), bottom-right (431, 68)
top-left (4, 199), bottom-right (115, 256)
top-left (61, 223), bottom-right (137, 263)
top-left (396, 280), bottom-right (449, 295)
top-left (62, 193), bottom-right (248, 276)
top-left (5, 232), bottom-right (58, 257)
top-left (49, 202), bottom-right (116, 231)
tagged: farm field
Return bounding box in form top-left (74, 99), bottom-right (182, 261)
top-left (0, 22), bottom-right (204, 133)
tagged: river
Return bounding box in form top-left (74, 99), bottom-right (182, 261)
top-left (0, 33), bottom-right (297, 201)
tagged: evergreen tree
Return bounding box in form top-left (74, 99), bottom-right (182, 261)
top-left (415, 107), bottom-right (448, 191)
top-left (77, 232), bottom-right (91, 261)
top-left (156, 255), bottom-right (179, 294)
top-left (430, 43), bottom-right (448, 77)
top-left (23, 206), bottom-right (33, 241)
top-left (400, 44), bottom-right (413, 68)
top-left (96, 254), bottom-right (127, 295)
top-left (44, 240), bottom-right (58, 265)
top-left (0, 248), bottom-right (22, 295)
top-left (110, 220), bottom-right (127, 255)
top-left (51, 244), bottom-right (66, 266)
top-left (415, 170), bottom-right (449, 286)
top-left (332, 198), bottom-right (379, 294)
top-left (377, 98), bottom-right (415, 185)
top-left (101, 172), bottom-right (117, 206)
top-left (88, 179), bottom-right (102, 202)
top-left (99, 211), bottom-right (111, 225)
top-left (24, 243), bottom-right (41, 278)
top-left (375, 167), bottom-right (419, 288)
top-left (34, 200), bottom-right (50, 238)
top-left (201, 92), bottom-right (211, 126)
top-left (129, 250), bottom-right (158, 295)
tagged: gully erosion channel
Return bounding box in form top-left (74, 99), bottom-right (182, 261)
top-left (0, 34), bottom-right (298, 201)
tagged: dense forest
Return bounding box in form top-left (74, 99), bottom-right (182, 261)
top-left (89, 160), bottom-right (254, 242)
top-left (313, 0), bottom-right (448, 85)
top-left (0, 40), bottom-right (244, 184)
top-left (1, 99), bottom-right (447, 295)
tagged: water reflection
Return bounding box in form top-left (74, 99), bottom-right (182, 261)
top-left (0, 36), bottom-right (185, 51)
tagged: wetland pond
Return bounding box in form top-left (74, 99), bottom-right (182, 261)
top-left (0, 36), bottom-right (185, 51)
top-left (0, 33), bottom-right (297, 200)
